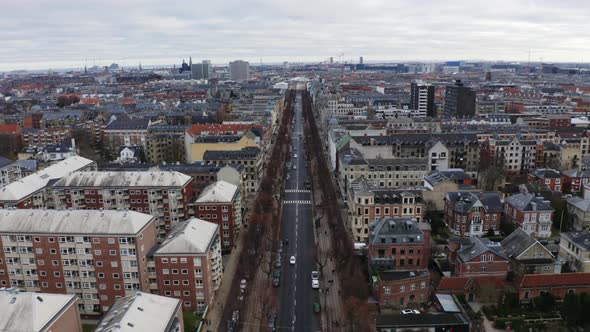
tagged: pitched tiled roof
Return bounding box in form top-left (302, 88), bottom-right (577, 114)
top-left (505, 193), bottom-right (553, 212)
top-left (530, 168), bottom-right (561, 179)
top-left (519, 273), bottom-right (590, 288)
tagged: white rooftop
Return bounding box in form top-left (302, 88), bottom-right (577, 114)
top-left (52, 171), bottom-right (191, 188)
top-left (195, 180), bottom-right (238, 203)
top-left (0, 289), bottom-right (77, 332)
top-left (0, 209), bottom-right (154, 235)
top-left (156, 217), bottom-right (218, 255)
top-left (0, 156), bottom-right (94, 202)
top-left (96, 292), bottom-right (180, 332)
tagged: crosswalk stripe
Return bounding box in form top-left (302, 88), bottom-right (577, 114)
top-left (283, 200), bottom-right (312, 205)
top-left (285, 189), bottom-right (311, 193)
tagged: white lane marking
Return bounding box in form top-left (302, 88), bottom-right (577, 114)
top-left (285, 189), bottom-right (310, 193)
top-left (283, 200), bottom-right (311, 204)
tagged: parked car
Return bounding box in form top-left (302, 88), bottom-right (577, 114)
top-left (240, 279), bottom-right (247, 290)
top-left (311, 271), bottom-right (319, 280)
top-left (273, 270), bottom-right (281, 287)
top-left (401, 309), bottom-right (420, 315)
top-left (289, 255), bottom-right (296, 265)
top-left (312, 279), bottom-right (319, 289)
top-left (314, 302), bottom-right (320, 313)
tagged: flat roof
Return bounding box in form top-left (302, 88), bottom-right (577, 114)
top-left (0, 209), bottom-right (154, 235)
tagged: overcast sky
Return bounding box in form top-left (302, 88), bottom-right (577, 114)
top-left (1, 0), bottom-right (590, 71)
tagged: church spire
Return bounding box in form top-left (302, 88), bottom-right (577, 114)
top-left (189, 57), bottom-right (192, 66)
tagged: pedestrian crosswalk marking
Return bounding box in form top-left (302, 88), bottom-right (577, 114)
top-left (283, 200), bottom-right (312, 205)
top-left (285, 189), bottom-right (310, 193)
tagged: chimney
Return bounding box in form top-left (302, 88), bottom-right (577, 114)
top-left (531, 202), bottom-right (537, 211)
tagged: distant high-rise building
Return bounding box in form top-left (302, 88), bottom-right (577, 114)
top-left (444, 80), bottom-right (476, 118)
top-left (410, 82), bottom-right (435, 117)
top-left (359, 56), bottom-right (364, 64)
top-left (191, 60), bottom-right (211, 80)
top-left (329, 57), bottom-right (334, 64)
top-left (229, 60), bottom-right (250, 81)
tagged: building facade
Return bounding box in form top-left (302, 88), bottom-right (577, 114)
top-left (49, 171), bottom-right (194, 240)
top-left (0, 209), bottom-right (157, 315)
top-left (504, 193), bottom-right (554, 238)
top-left (444, 192), bottom-right (503, 237)
top-left (152, 217), bottom-right (222, 313)
top-left (193, 181), bottom-right (242, 249)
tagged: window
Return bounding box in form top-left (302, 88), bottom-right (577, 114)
top-left (183, 280), bottom-right (189, 285)
top-left (384, 287), bottom-right (391, 295)
top-left (184, 291), bottom-right (190, 296)
top-left (194, 258), bottom-right (202, 266)
top-left (173, 280), bottom-right (180, 285)
top-left (163, 269), bottom-right (169, 275)
top-left (182, 269), bottom-right (188, 274)
top-left (94, 250), bottom-right (101, 256)
top-left (400, 285), bottom-right (405, 292)
top-left (162, 258), bottom-right (168, 263)
top-left (164, 280), bottom-right (170, 285)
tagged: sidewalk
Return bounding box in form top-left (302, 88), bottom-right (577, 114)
top-left (206, 96), bottom-right (288, 331)
top-left (205, 204), bottom-right (248, 332)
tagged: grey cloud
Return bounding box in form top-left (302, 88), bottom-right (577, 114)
top-left (1, 0), bottom-right (589, 70)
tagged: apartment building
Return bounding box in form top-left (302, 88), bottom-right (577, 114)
top-left (481, 138), bottom-right (539, 174)
top-left (338, 148), bottom-right (428, 196)
top-left (49, 171), bottom-right (194, 239)
top-left (22, 127), bottom-right (71, 148)
top-left (348, 177), bottom-right (425, 242)
top-left (96, 292), bottom-right (183, 332)
top-left (443, 192), bottom-right (503, 237)
top-left (0, 209), bottom-right (157, 315)
top-left (0, 156), bottom-right (96, 209)
top-left (368, 217), bottom-right (431, 307)
top-left (203, 147), bottom-right (262, 194)
top-left (185, 129), bottom-right (259, 163)
top-left (145, 125), bottom-right (190, 164)
top-left (562, 170), bottom-right (590, 193)
top-left (0, 156), bottom-right (21, 189)
top-left (528, 168), bottom-right (562, 192)
top-left (194, 181), bottom-right (241, 249)
top-left (103, 119), bottom-right (150, 152)
top-left (152, 217), bottom-right (222, 313)
top-left (0, 289), bottom-right (82, 332)
top-left (504, 193), bottom-right (554, 238)
top-left (368, 217), bottom-right (431, 273)
top-left (559, 230), bottom-right (590, 273)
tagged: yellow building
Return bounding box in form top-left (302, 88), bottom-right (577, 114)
top-left (185, 131), bottom-right (259, 162)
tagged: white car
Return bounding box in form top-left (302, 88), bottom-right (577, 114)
top-left (293, 165), bottom-right (297, 170)
top-left (312, 279), bottom-right (319, 289)
top-left (289, 256), bottom-right (296, 265)
top-left (294, 153), bottom-right (298, 158)
top-left (401, 309), bottom-right (420, 315)
top-left (311, 271), bottom-right (319, 280)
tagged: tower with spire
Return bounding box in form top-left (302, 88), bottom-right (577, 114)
top-left (138, 62), bottom-right (142, 71)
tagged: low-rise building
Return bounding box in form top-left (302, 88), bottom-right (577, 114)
top-left (95, 292), bottom-right (183, 332)
top-left (371, 270), bottom-right (430, 308)
top-left (500, 228), bottom-right (560, 275)
top-left (152, 217), bottom-right (222, 313)
top-left (562, 170), bottom-right (590, 193)
top-left (443, 192), bottom-right (503, 237)
top-left (104, 119), bottom-right (150, 152)
top-left (0, 289), bottom-right (81, 332)
top-left (504, 193), bottom-right (554, 238)
top-left (447, 237), bottom-right (510, 277)
top-left (0, 209), bottom-right (158, 315)
top-left (194, 181), bottom-right (241, 249)
top-left (566, 196), bottom-right (590, 230)
top-left (518, 272), bottom-right (590, 302)
top-left (528, 168), bottom-right (562, 192)
top-left (559, 230), bottom-right (590, 272)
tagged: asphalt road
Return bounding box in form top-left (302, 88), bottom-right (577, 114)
top-left (277, 92), bottom-right (320, 331)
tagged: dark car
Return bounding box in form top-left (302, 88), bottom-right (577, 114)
top-left (273, 269), bottom-right (281, 287)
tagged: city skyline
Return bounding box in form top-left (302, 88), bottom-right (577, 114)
top-left (1, 0), bottom-right (590, 71)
